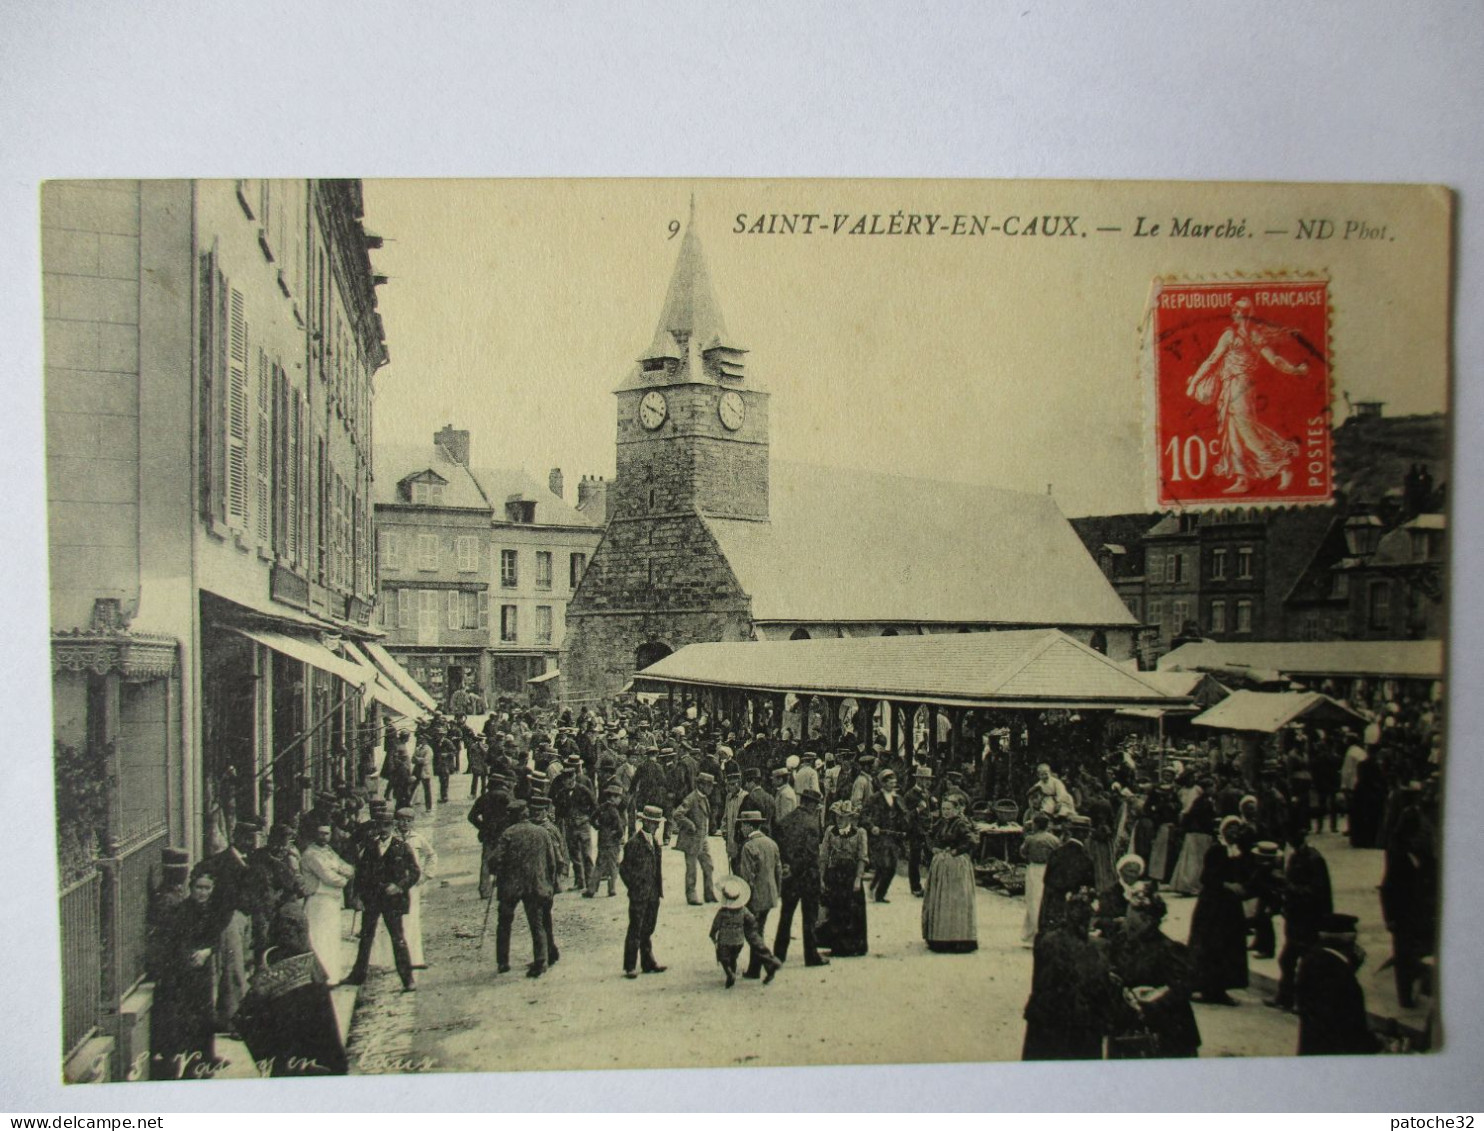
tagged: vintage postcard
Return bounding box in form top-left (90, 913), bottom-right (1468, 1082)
top-left (43, 178), bottom-right (1449, 1084)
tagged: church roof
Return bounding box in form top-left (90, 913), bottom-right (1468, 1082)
top-left (703, 462), bottom-right (1138, 627)
top-left (635, 629), bottom-right (1172, 709)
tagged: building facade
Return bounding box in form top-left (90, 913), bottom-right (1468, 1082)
top-left (374, 428), bottom-right (602, 705)
top-left (1072, 409), bottom-right (1448, 660)
top-left (45, 179), bottom-right (394, 1081)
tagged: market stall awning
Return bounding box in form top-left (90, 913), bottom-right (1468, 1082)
top-left (343, 643), bottom-right (429, 721)
top-left (1159, 639), bottom-right (1444, 681)
top-left (527, 669), bottom-right (561, 685)
top-left (634, 628), bottom-right (1187, 710)
top-left (230, 627), bottom-right (372, 690)
top-left (362, 641), bottom-right (439, 711)
top-left (1191, 690), bottom-right (1365, 734)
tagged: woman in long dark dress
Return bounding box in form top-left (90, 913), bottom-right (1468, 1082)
top-left (1022, 895), bottom-right (1118, 1060)
top-left (817, 800), bottom-right (869, 957)
top-left (150, 871), bottom-right (221, 1080)
top-left (921, 791), bottom-right (978, 953)
top-left (1107, 883), bottom-right (1202, 1058)
top-left (1187, 815), bottom-right (1249, 1005)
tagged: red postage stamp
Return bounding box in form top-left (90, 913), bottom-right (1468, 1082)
top-left (1151, 279), bottom-right (1332, 507)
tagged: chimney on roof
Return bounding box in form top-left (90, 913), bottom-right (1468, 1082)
top-left (548, 467), bottom-right (565, 499)
top-left (577, 475), bottom-right (610, 524)
top-left (435, 424), bottom-right (471, 466)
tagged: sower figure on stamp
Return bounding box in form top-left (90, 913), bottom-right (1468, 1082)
top-left (620, 805), bottom-right (668, 978)
top-left (1185, 296), bottom-right (1312, 495)
top-left (343, 808), bottom-right (420, 992)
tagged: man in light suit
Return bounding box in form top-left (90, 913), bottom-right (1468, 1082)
top-left (619, 805), bottom-right (668, 978)
top-left (673, 772), bottom-right (718, 904)
top-left (735, 809), bottom-right (783, 980)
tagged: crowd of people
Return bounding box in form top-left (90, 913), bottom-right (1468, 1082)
top-left (141, 680), bottom-right (1441, 1075)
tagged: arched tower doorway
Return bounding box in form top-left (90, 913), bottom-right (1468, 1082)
top-left (635, 640), bottom-right (673, 671)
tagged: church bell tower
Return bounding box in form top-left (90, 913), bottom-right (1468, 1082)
top-left (612, 207), bottom-right (770, 522)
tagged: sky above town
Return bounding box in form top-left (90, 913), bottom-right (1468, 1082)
top-left (363, 179), bottom-right (1450, 517)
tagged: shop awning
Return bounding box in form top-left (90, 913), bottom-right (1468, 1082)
top-left (362, 641), bottom-right (439, 711)
top-left (342, 643), bottom-right (429, 721)
top-left (1159, 639), bottom-right (1444, 681)
top-left (1191, 690), bottom-right (1365, 734)
top-left (527, 669), bottom-right (561, 685)
top-left (634, 629), bottom-right (1187, 710)
top-left (230, 627), bottom-right (373, 690)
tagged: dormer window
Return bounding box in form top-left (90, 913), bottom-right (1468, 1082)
top-left (641, 358), bottom-right (667, 373)
top-left (400, 468), bottom-right (448, 505)
top-left (505, 497), bottom-right (536, 523)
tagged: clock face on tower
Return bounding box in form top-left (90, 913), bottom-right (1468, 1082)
top-left (638, 390), bottom-right (668, 430)
top-left (718, 390), bottom-right (745, 431)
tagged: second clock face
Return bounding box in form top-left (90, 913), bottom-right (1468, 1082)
top-left (718, 390), bottom-right (745, 431)
top-left (638, 390), bottom-right (667, 430)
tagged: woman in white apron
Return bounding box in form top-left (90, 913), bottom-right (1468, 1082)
top-left (299, 821), bottom-right (355, 982)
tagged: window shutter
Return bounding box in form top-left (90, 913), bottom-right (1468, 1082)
top-left (225, 287), bottom-right (250, 529)
top-left (285, 391), bottom-right (299, 561)
top-left (447, 590), bottom-right (459, 630)
top-left (478, 591), bottom-right (490, 630)
top-left (397, 589), bottom-right (411, 629)
top-left (255, 350), bottom-right (272, 545)
top-left (198, 251), bottom-right (217, 523)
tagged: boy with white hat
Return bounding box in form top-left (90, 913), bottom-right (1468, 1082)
top-left (708, 876), bottom-right (780, 988)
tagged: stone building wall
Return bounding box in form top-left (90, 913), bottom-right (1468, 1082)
top-left (562, 510), bottom-right (754, 696)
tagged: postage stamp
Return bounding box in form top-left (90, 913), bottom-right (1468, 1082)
top-left (1151, 278), bottom-right (1332, 508)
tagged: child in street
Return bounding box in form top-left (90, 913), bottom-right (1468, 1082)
top-left (709, 876), bottom-right (780, 988)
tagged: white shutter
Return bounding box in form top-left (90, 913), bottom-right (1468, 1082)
top-left (397, 589), bottom-right (411, 629)
top-left (446, 590), bottom-right (459, 630)
top-left (478, 591), bottom-right (490, 631)
top-left (255, 350), bottom-right (271, 545)
top-left (225, 287), bottom-right (250, 529)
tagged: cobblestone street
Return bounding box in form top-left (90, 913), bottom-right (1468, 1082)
top-left (341, 787), bottom-right (1316, 1076)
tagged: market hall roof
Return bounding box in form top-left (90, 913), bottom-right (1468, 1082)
top-left (1191, 689), bottom-right (1366, 734)
top-left (1158, 639), bottom-right (1444, 681)
top-left (703, 462), bottom-right (1138, 628)
top-left (635, 629), bottom-right (1179, 709)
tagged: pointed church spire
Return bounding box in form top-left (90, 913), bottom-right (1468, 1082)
top-left (643, 205), bottom-right (739, 363)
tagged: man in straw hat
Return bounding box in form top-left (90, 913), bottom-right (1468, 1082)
top-left (735, 809), bottom-right (783, 979)
top-left (619, 805), bottom-right (669, 978)
top-left (584, 782), bottom-right (627, 898)
top-left (709, 876), bottom-right (780, 988)
top-left (674, 771), bottom-right (719, 905)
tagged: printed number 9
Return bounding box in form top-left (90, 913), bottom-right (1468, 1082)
top-left (668, 220), bottom-right (681, 239)
top-left (1164, 435), bottom-right (1210, 482)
